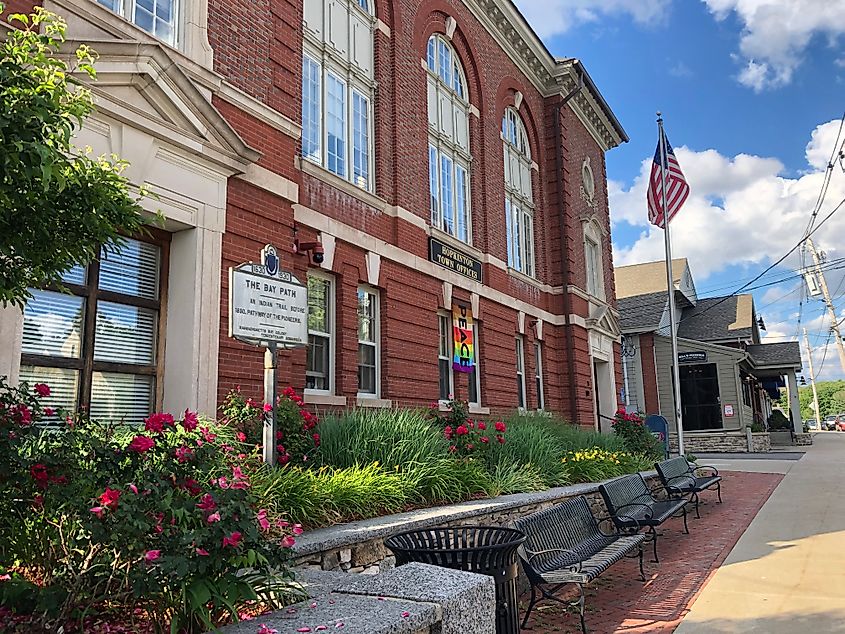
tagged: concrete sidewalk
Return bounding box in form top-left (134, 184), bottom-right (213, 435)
top-left (676, 433), bottom-right (845, 633)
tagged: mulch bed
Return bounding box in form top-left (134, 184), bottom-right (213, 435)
top-left (518, 470), bottom-right (783, 633)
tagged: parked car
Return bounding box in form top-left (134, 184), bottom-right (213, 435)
top-left (806, 419), bottom-right (820, 431)
top-left (823, 415), bottom-right (840, 431)
top-left (837, 415), bottom-right (845, 432)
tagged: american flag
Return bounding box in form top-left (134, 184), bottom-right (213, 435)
top-left (647, 130), bottom-right (689, 228)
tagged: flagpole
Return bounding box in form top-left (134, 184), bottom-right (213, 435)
top-left (657, 112), bottom-right (685, 457)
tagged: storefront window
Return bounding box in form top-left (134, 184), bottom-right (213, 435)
top-left (20, 237), bottom-right (167, 425)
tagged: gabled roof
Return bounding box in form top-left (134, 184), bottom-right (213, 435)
top-left (678, 295), bottom-right (757, 343)
top-left (618, 292), bottom-right (666, 333)
top-left (615, 259), bottom-right (688, 299)
top-left (747, 342), bottom-right (802, 369)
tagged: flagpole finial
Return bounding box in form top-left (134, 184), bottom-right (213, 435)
top-left (656, 111), bottom-right (663, 123)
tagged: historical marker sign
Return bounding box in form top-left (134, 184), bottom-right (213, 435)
top-left (229, 246), bottom-right (308, 347)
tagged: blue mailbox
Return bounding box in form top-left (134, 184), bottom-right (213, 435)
top-left (644, 414), bottom-right (670, 459)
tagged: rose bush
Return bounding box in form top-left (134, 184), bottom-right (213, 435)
top-left (221, 386), bottom-right (319, 466)
top-left (610, 408), bottom-right (663, 460)
top-left (429, 398), bottom-right (506, 457)
top-left (0, 377), bottom-right (303, 632)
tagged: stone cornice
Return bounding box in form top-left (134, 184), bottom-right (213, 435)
top-left (464, 0), bottom-right (627, 150)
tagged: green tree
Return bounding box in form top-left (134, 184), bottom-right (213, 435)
top-left (0, 7), bottom-right (145, 307)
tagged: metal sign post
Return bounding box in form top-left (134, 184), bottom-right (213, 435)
top-left (228, 244), bottom-right (308, 466)
top-left (263, 342), bottom-right (278, 466)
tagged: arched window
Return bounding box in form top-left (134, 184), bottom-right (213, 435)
top-left (302, 0), bottom-right (375, 190)
top-left (426, 34), bottom-right (471, 243)
top-left (503, 107), bottom-right (534, 276)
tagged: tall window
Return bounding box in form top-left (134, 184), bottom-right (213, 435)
top-left (302, 0), bottom-right (375, 190)
top-left (427, 34), bottom-right (471, 243)
top-left (357, 286), bottom-right (380, 397)
top-left (534, 341), bottom-right (544, 410)
top-left (438, 313), bottom-right (453, 401)
top-left (468, 324), bottom-right (481, 407)
top-left (306, 273), bottom-right (334, 393)
top-left (584, 223), bottom-right (605, 299)
top-left (20, 237), bottom-right (166, 424)
top-left (515, 335), bottom-right (526, 409)
top-left (97, 0), bottom-right (179, 45)
top-left (503, 108), bottom-right (534, 276)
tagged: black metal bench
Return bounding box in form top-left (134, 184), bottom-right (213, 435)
top-left (655, 455), bottom-right (722, 519)
top-left (513, 495), bottom-right (647, 634)
top-left (598, 473), bottom-right (688, 563)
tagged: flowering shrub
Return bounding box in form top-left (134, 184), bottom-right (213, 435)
top-left (429, 398), bottom-right (506, 457)
top-left (561, 447), bottom-right (651, 483)
top-left (0, 377), bottom-right (303, 632)
top-left (221, 386), bottom-right (319, 466)
top-left (610, 408), bottom-right (662, 460)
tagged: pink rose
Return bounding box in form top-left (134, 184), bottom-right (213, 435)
top-left (494, 421), bottom-right (507, 433)
top-left (222, 531), bottom-right (243, 548)
top-left (281, 535), bottom-right (296, 548)
top-left (182, 409), bottom-right (198, 432)
top-left (455, 425), bottom-right (469, 436)
top-left (43, 407), bottom-right (55, 417)
top-left (128, 483), bottom-right (139, 495)
top-left (89, 506), bottom-right (105, 518)
top-left (144, 550), bottom-right (161, 562)
top-left (127, 435), bottom-right (155, 453)
top-left (207, 512), bottom-right (221, 523)
top-left (196, 548), bottom-right (210, 556)
top-left (34, 383), bottom-right (51, 397)
top-left (263, 403), bottom-right (272, 413)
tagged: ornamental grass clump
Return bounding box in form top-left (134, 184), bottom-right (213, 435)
top-left (0, 377), bottom-right (302, 633)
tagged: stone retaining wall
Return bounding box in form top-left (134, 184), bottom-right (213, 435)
top-left (291, 473), bottom-right (660, 575)
top-left (669, 431), bottom-right (770, 453)
top-left (794, 432), bottom-right (813, 446)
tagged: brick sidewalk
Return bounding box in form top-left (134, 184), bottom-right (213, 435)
top-left (518, 471), bottom-right (783, 634)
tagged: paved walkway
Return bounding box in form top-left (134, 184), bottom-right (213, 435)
top-left (676, 433), bottom-right (845, 633)
top-left (519, 470), bottom-right (783, 633)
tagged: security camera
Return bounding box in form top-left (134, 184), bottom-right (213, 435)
top-left (294, 238), bottom-right (325, 265)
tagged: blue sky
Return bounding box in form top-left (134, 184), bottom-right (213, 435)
top-left (515, 0), bottom-right (845, 380)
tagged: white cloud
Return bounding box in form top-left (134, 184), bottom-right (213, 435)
top-left (668, 61), bottom-right (693, 78)
top-left (512, 0), bottom-right (670, 39)
top-left (702, 0), bottom-right (845, 91)
top-left (610, 118), bottom-right (845, 280)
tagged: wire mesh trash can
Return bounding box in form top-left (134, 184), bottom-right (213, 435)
top-left (385, 525), bottom-right (526, 634)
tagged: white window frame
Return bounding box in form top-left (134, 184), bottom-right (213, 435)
top-left (584, 221), bottom-right (605, 300)
top-left (356, 285), bottom-right (380, 398)
top-left (503, 107), bottom-right (535, 277)
top-left (426, 34), bottom-right (472, 244)
top-left (516, 335), bottom-right (526, 410)
top-left (98, 0), bottom-right (181, 47)
top-left (438, 312), bottom-right (454, 403)
top-left (534, 341), bottom-right (544, 411)
top-left (302, 0), bottom-right (376, 191)
top-left (468, 323), bottom-right (482, 407)
top-left (305, 271), bottom-right (335, 396)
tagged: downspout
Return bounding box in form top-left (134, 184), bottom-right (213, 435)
top-left (553, 66), bottom-right (585, 425)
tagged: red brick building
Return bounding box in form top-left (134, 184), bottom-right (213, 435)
top-left (1, 0), bottom-right (627, 428)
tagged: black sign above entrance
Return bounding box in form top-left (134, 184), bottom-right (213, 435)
top-left (678, 351), bottom-right (707, 363)
top-left (429, 237), bottom-right (482, 283)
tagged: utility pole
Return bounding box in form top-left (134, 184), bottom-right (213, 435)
top-left (802, 328), bottom-right (822, 429)
top-left (806, 238), bottom-right (845, 375)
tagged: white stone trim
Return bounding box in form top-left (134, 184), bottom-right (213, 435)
top-left (469, 405), bottom-right (490, 416)
top-left (513, 90), bottom-right (523, 110)
top-left (305, 393), bottom-right (347, 406)
top-left (356, 397), bottom-right (393, 408)
top-left (471, 292), bottom-right (480, 319)
top-left (236, 164), bottom-right (299, 203)
top-left (517, 311), bottom-right (526, 335)
top-left (535, 319), bottom-right (544, 341)
top-left (294, 203), bottom-right (585, 327)
top-left (469, 104), bottom-right (481, 118)
top-left (366, 252), bottom-right (381, 286)
top-left (445, 16), bottom-right (457, 39)
top-left (319, 234), bottom-right (337, 272)
top-left (375, 19), bottom-right (391, 37)
top-left (385, 205), bottom-right (428, 230)
top-left (442, 282), bottom-right (453, 309)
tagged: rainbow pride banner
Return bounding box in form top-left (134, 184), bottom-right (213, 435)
top-left (452, 304), bottom-right (475, 373)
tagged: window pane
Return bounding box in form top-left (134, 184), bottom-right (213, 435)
top-left (439, 315), bottom-right (450, 357)
top-left (437, 39), bottom-right (451, 86)
top-left (455, 164), bottom-right (468, 242)
top-left (21, 290), bottom-right (84, 359)
top-left (131, 0), bottom-right (177, 45)
top-left (352, 90), bottom-right (369, 189)
top-left (357, 289), bottom-right (376, 342)
top-left (511, 203), bottom-right (522, 271)
top-left (427, 36), bottom-right (436, 72)
top-left (326, 73), bottom-right (347, 178)
top-left (429, 146), bottom-right (440, 225)
top-left (517, 375), bottom-right (525, 409)
top-left (439, 358), bottom-right (451, 401)
top-left (358, 343), bottom-right (376, 394)
top-left (90, 372), bottom-right (154, 425)
top-left (98, 0), bottom-right (120, 10)
top-left (19, 366), bottom-right (79, 422)
top-left (523, 210), bottom-right (534, 277)
top-left (302, 56), bottom-right (322, 161)
top-left (94, 302), bottom-right (157, 365)
top-left (306, 334), bottom-right (330, 391)
top-left (468, 368), bottom-right (478, 405)
top-left (62, 265), bottom-right (86, 285)
top-left (307, 277), bottom-right (330, 333)
top-left (99, 239), bottom-right (159, 300)
top-left (440, 154), bottom-right (454, 235)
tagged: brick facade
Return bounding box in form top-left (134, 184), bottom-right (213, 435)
top-left (209, 0), bottom-right (627, 424)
